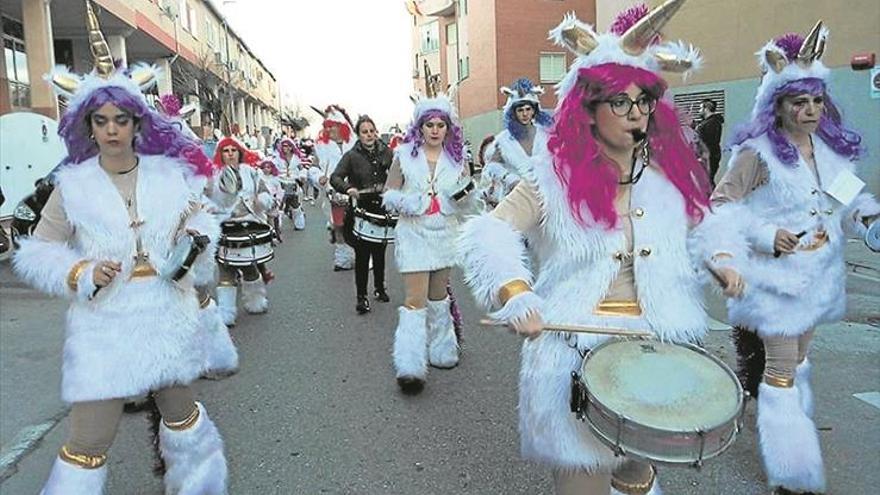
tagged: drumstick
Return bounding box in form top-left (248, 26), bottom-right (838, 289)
top-left (703, 261), bottom-right (729, 289)
top-left (479, 319), bottom-right (652, 337)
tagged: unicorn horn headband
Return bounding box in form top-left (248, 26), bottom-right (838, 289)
top-left (553, 0), bottom-right (694, 73)
top-left (49, 1), bottom-right (158, 96)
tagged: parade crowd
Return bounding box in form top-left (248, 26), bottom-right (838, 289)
top-left (9, 1), bottom-right (879, 494)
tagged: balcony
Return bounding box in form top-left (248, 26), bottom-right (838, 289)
top-left (419, 0), bottom-right (456, 17)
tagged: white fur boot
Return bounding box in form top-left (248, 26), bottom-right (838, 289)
top-left (215, 285), bottom-right (238, 327)
top-left (795, 359), bottom-right (814, 418)
top-left (241, 279), bottom-right (268, 314)
top-left (426, 297), bottom-right (459, 369)
top-left (159, 402), bottom-right (228, 495)
top-left (40, 456), bottom-right (107, 495)
top-left (757, 382), bottom-right (826, 494)
top-left (293, 207), bottom-right (306, 230)
top-left (393, 306), bottom-right (428, 394)
top-left (334, 243), bottom-right (355, 270)
top-left (200, 299), bottom-right (239, 375)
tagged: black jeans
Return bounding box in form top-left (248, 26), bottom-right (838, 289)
top-left (354, 240), bottom-right (387, 298)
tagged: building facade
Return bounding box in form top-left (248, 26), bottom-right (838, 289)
top-left (0, 0), bottom-right (280, 140)
top-left (408, 0), bottom-right (596, 146)
top-left (410, 0), bottom-right (878, 194)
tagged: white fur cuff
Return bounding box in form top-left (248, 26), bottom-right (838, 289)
top-left (75, 261), bottom-right (99, 302)
top-left (752, 221), bottom-right (780, 254)
top-left (13, 237), bottom-right (85, 299)
top-left (458, 214), bottom-right (533, 309)
top-left (382, 189), bottom-right (424, 216)
top-left (844, 192), bottom-right (880, 237)
top-left (488, 291), bottom-right (543, 327)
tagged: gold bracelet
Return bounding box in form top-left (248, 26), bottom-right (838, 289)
top-left (163, 405), bottom-right (201, 431)
top-left (710, 251), bottom-right (734, 263)
top-left (67, 260), bottom-right (91, 293)
top-left (763, 373), bottom-right (794, 388)
top-left (498, 279), bottom-right (531, 305)
top-left (59, 445), bottom-right (107, 469)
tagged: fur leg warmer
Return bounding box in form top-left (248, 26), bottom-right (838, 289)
top-left (200, 299), bottom-right (239, 374)
top-left (334, 243), bottom-right (355, 270)
top-left (757, 383), bottom-right (826, 493)
top-left (159, 402), bottom-right (228, 495)
top-left (426, 297), bottom-right (459, 369)
top-left (293, 207), bottom-right (306, 230)
top-left (241, 279), bottom-right (268, 314)
top-left (393, 306), bottom-right (428, 393)
top-left (40, 456), bottom-right (108, 495)
top-left (215, 285), bottom-right (238, 326)
top-left (795, 359), bottom-right (814, 418)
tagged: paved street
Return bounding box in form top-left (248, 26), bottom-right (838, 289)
top-left (1, 202), bottom-right (878, 494)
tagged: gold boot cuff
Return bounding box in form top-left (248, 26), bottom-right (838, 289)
top-left (498, 279), bottom-right (531, 305)
top-left (163, 405), bottom-right (201, 431)
top-left (611, 465), bottom-right (656, 495)
top-left (59, 445), bottom-right (107, 469)
top-left (763, 373), bottom-right (794, 388)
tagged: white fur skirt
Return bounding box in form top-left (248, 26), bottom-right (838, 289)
top-left (394, 214), bottom-right (460, 273)
top-left (61, 278), bottom-right (206, 403)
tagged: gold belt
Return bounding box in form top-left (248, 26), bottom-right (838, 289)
top-left (798, 230), bottom-right (829, 252)
top-left (593, 300), bottom-right (642, 317)
top-left (130, 263), bottom-right (158, 279)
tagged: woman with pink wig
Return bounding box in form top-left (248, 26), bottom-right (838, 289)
top-left (12, 3), bottom-right (227, 493)
top-left (459, 2), bottom-right (728, 494)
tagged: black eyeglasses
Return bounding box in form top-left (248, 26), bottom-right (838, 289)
top-left (603, 95), bottom-right (657, 117)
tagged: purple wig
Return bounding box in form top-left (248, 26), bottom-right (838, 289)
top-left (729, 78), bottom-right (862, 165)
top-left (402, 109), bottom-right (465, 164)
top-left (548, 63), bottom-right (710, 228)
top-left (58, 86), bottom-right (212, 177)
top-left (505, 101), bottom-right (554, 140)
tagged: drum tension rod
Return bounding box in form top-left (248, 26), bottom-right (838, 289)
top-left (614, 414), bottom-right (626, 457)
top-left (692, 430), bottom-right (706, 469)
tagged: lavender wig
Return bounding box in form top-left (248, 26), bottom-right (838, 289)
top-left (548, 63), bottom-right (710, 228)
top-left (729, 77), bottom-right (862, 165)
top-left (402, 109), bottom-right (465, 164)
top-left (58, 86), bottom-right (212, 176)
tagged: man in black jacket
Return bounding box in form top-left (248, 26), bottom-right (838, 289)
top-left (330, 116), bottom-right (394, 314)
top-left (695, 98), bottom-right (724, 187)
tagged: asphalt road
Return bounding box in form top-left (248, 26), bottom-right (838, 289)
top-left (1, 202), bottom-right (878, 494)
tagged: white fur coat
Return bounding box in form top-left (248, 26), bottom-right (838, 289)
top-left (384, 142), bottom-right (475, 273)
top-left (13, 155), bottom-right (220, 403)
top-left (459, 158), bottom-right (710, 472)
top-left (704, 134), bottom-right (879, 337)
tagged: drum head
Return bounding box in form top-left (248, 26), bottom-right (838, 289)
top-left (866, 220), bottom-right (880, 252)
top-left (160, 234), bottom-right (195, 281)
top-left (581, 340), bottom-right (740, 432)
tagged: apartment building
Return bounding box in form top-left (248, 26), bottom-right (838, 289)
top-left (0, 0), bottom-right (280, 139)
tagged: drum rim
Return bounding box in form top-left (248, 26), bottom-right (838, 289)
top-left (866, 221), bottom-right (880, 252)
top-left (579, 339), bottom-right (745, 435)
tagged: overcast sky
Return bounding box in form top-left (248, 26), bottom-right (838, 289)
top-left (218, 0), bottom-right (414, 134)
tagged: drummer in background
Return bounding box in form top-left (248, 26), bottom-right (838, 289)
top-left (331, 115), bottom-right (394, 314)
top-left (313, 105), bottom-right (357, 271)
top-left (209, 137), bottom-right (275, 326)
top-left (12, 6), bottom-right (228, 490)
top-left (259, 157), bottom-right (285, 243)
top-left (382, 88), bottom-right (477, 395)
top-left (458, 3), bottom-right (735, 493)
top-left (480, 77), bottom-right (554, 209)
top-left (702, 22), bottom-right (879, 495)
top-left (272, 137), bottom-right (306, 231)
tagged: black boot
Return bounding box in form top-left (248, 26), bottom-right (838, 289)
top-left (374, 288), bottom-right (391, 303)
top-left (356, 296), bottom-right (371, 314)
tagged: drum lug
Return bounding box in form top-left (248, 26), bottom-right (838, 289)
top-left (570, 372), bottom-right (585, 419)
top-left (692, 429), bottom-right (706, 470)
top-left (613, 414), bottom-right (626, 457)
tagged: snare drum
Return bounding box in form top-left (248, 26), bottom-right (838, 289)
top-left (353, 208), bottom-right (398, 244)
top-left (217, 221), bottom-right (275, 267)
top-left (160, 233), bottom-right (210, 282)
top-left (866, 220), bottom-right (880, 252)
top-left (570, 339), bottom-right (745, 467)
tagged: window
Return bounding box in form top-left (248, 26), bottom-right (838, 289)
top-left (458, 56), bottom-right (469, 81)
top-left (187, 4), bottom-right (198, 38)
top-left (459, 0), bottom-right (468, 15)
top-left (672, 89), bottom-right (726, 125)
top-left (539, 52), bottom-right (566, 83)
top-left (420, 21), bottom-right (440, 53)
top-left (2, 17), bottom-right (30, 108)
top-left (178, 0), bottom-right (189, 31)
top-left (446, 23), bottom-right (457, 46)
